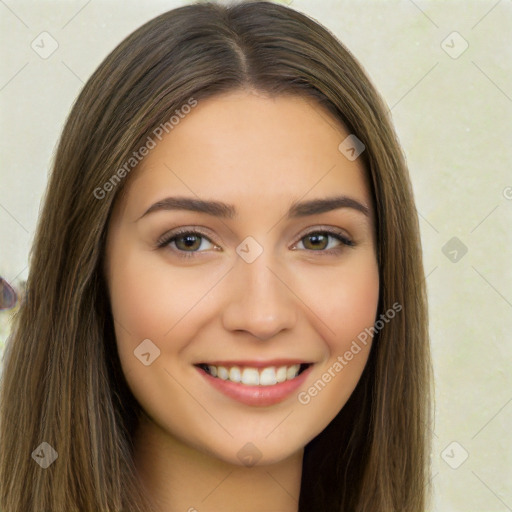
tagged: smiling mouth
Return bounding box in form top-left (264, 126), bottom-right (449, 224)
top-left (195, 363), bottom-right (312, 386)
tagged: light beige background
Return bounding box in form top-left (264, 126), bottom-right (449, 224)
top-left (1, 1), bottom-right (511, 510)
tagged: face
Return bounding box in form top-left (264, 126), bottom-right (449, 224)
top-left (104, 90), bottom-right (379, 466)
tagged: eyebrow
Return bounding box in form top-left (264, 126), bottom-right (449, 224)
top-left (137, 195), bottom-right (370, 221)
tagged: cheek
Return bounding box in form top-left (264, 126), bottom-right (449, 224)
top-left (299, 251), bottom-right (380, 351)
top-left (106, 241), bottom-right (180, 371)
top-left (109, 243), bottom-right (187, 334)
top-left (293, 253), bottom-right (379, 417)
top-left (325, 253), bottom-right (379, 378)
top-left (106, 246), bottom-right (209, 422)
top-left (329, 259), bottom-right (380, 350)
top-left (107, 242), bottom-right (227, 371)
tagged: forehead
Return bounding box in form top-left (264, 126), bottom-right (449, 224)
top-left (116, 90), bottom-right (372, 217)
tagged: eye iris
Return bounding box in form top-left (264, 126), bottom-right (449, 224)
top-left (176, 234), bottom-right (201, 251)
top-left (304, 233), bottom-right (328, 250)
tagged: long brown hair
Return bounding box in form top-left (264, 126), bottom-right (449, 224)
top-left (0, 2), bottom-right (432, 510)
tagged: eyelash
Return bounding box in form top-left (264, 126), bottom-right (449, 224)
top-left (156, 227), bottom-right (355, 259)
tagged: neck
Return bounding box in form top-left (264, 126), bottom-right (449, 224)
top-left (133, 414), bottom-right (303, 512)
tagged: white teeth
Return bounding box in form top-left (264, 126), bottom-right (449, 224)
top-left (229, 366), bottom-right (241, 383)
top-left (204, 363), bottom-right (305, 386)
top-left (276, 366), bottom-right (287, 383)
top-left (286, 364), bottom-right (300, 380)
top-left (259, 367), bottom-right (277, 386)
top-left (217, 366), bottom-right (229, 380)
top-left (241, 368), bottom-right (260, 386)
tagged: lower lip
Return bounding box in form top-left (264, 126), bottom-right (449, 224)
top-left (196, 365), bottom-right (313, 406)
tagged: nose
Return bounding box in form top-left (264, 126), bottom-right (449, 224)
top-left (221, 252), bottom-right (298, 340)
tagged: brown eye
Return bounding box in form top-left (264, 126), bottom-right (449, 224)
top-left (174, 234), bottom-right (203, 251)
top-left (296, 230), bottom-right (354, 253)
top-left (157, 229), bottom-right (218, 259)
top-left (302, 233), bottom-right (329, 250)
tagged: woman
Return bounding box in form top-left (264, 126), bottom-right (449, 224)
top-left (0, 1), bottom-right (432, 510)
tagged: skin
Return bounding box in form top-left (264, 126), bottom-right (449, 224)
top-left (104, 90), bottom-right (379, 512)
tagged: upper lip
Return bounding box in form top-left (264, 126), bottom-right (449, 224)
top-left (196, 359), bottom-right (312, 368)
